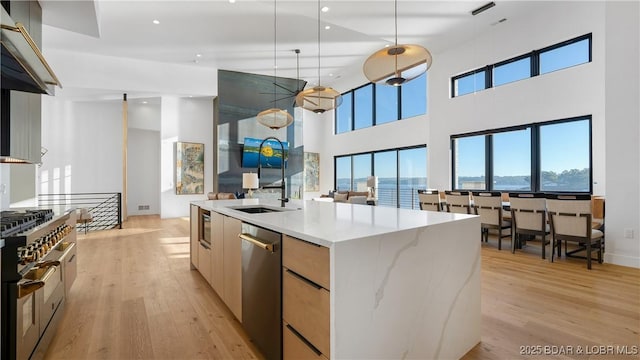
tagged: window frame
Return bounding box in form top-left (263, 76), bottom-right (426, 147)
top-left (451, 116), bottom-right (592, 194)
top-left (334, 144), bottom-right (427, 208)
top-left (334, 75), bottom-right (427, 134)
top-left (451, 33), bottom-right (592, 98)
top-left (451, 67), bottom-right (489, 98)
top-left (491, 53), bottom-right (533, 87)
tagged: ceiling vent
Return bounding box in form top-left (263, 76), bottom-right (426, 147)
top-left (471, 2), bottom-right (496, 16)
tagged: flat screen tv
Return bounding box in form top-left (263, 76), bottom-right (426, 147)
top-left (242, 137), bottom-right (289, 169)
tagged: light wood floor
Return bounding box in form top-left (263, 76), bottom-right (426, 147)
top-left (44, 215), bottom-right (640, 360)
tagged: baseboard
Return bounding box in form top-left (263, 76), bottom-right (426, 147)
top-left (604, 252), bottom-right (640, 268)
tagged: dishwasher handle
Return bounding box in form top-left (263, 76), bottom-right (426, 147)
top-left (238, 233), bottom-right (274, 253)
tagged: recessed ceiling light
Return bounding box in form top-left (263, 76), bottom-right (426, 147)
top-left (229, 0), bottom-right (236, 3)
top-left (324, 25), bottom-right (331, 30)
top-left (142, 101), bottom-right (148, 104)
top-left (329, 73), bottom-right (333, 77)
top-left (152, 19), bottom-right (160, 25)
top-left (196, 54), bottom-right (202, 58)
top-left (321, 6), bottom-right (329, 12)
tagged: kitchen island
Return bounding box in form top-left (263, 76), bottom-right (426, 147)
top-left (191, 198), bottom-right (481, 359)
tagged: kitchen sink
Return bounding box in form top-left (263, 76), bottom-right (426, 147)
top-left (229, 206), bottom-right (300, 214)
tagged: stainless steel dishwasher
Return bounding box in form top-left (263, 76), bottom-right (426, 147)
top-left (239, 223), bottom-right (282, 360)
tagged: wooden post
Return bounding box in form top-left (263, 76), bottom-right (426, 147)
top-left (122, 93), bottom-right (128, 222)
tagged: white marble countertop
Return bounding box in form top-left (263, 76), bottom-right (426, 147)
top-left (192, 198), bottom-right (476, 247)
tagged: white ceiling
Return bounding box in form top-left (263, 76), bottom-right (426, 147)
top-left (39, 0), bottom-right (549, 96)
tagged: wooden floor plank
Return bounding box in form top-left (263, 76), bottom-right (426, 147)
top-left (44, 215), bottom-right (639, 360)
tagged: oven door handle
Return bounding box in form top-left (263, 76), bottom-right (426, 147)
top-left (40, 264), bottom-right (58, 282)
top-left (18, 280), bottom-right (45, 298)
top-left (37, 260), bottom-right (61, 268)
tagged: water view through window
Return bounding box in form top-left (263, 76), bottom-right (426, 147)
top-left (452, 117), bottom-right (591, 193)
top-left (336, 146), bottom-right (427, 209)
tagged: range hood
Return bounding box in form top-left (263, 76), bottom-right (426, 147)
top-left (1, 5), bottom-right (61, 95)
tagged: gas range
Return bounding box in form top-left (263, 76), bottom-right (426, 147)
top-left (0, 209), bottom-right (54, 238)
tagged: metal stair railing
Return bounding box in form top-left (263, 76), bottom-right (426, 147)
top-left (38, 192), bottom-right (122, 233)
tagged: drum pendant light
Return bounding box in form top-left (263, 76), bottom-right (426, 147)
top-left (363, 0), bottom-right (432, 86)
top-left (257, 0), bottom-right (294, 129)
top-left (295, 0), bottom-right (342, 113)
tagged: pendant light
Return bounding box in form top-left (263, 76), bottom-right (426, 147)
top-left (257, 0), bottom-right (294, 129)
top-left (363, 0), bottom-right (432, 86)
top-left (295, 0), bottom-right (342, 113)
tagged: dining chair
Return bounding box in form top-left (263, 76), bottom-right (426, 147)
top-left (444, 191), bottom-right (472, 214)
top-left (418, 189), bottom-right (442, 211)
top-left (546, 194), bottom-right (603, 270)
top-left (591, 196), bottom-right (605, 230)
top-left (509, 193), bottom-right (550, 259)
top-left (472, 191), bottom-right (512, 250)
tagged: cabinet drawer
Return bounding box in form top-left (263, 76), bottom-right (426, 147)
top-left (198, 242), bottom-right (212, 285)
top-left (283, 268), bottom-right (330, 356)
top-left (283, 323), bottom-right (328, 360)
top-left (63, 242), bottom-right (77, 297)
top-left (283, 235), bottom-right (329, 289)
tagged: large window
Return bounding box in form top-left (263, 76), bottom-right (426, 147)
top-left (493, 129), bottom-right (531, 191)
top-left (539, 120), bottom-right (590, 192)
top-left (451, 33), bottom-right (592, 97)
top-left (451, 116), bottom-right (591, 193)
top-left (453, 135), bottom-right (486, 190)
top-left (401, 72), bottom-right (427, 118)
top-left (354, 84), bottom-right (373, 130)
top-left (352, 154), bottom-right (372, 192)
top-left (335, 74), bottom-right (427, 134)
top-left (453, 70), bottom-right (486, 97)
top-left (493, 57), bottom-right (531, 87)
top-left (336, 92), bottom-right (352, 134)
top-left (540, 37), bottom-right (591, 75)
top-left (374, 151), bottom-right (398, 208)
top-left (335, 156), bottom-right (351, 191)
top-left (399, 147), bottom-right (427, 209)
top-left (335, 145), bottom-right (426, 209)
top-left (375, 83), bottom-right (398, 125)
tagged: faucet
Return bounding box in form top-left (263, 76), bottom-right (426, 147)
top-left (257, 136), bottom-right (288, 207)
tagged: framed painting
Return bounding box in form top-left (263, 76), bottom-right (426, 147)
top-left (304, 152), bottom-right (320, 192)
top-left (175, 142), bottom-right (204, 194)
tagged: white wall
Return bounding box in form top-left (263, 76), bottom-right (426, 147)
top-left (603, 1), bottom-right (640, 268)
top-left (40, 98), bottom-right (123, 195)
top-left (160, 97), bottom-right (214, 218)
top-left (128, 128), bottom-right (160, 216)
top-left (45, 49), bottom-right (218, 98)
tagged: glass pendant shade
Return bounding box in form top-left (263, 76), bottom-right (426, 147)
top-left (257, 0), bottom-right (294, 130)
top-left (295, 86), bottom-right (343, 114)
top-left (363, 44), bottom-right (432, 85)
top-left (256, 108), bottom-right (293, 129)
top-left (297, 0), bottom-right (342, 114)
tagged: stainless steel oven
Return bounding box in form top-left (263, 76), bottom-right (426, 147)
top-left (200, 209), bottom-right (211, 247)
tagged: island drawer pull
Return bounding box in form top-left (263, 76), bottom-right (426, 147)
top-left (238, 233), bottom-right (274, 252)
top-left (285, 268), bottom-right (322, 290)
top-left (286, 324), bottom-right (322, 357)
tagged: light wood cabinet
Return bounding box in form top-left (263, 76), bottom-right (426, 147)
top-left (210, 212), bottom-right (225, 296)
top-left (283, 235), bottom-right (330, 289)
top-left (223, 215), bottom-right (242, 322)
top-left (198, 241), bottom-right (212, 285)
top-left (190, 204), bottom-right (199, 269)
top-left (283, 235), bottom-right (330, 359)
top-left (283, 323), bottom-right (328, 360)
